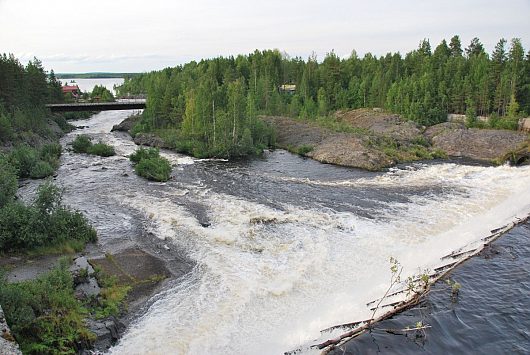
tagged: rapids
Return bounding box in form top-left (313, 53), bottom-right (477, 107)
top-left (24, 110), bottom-right (530, 354)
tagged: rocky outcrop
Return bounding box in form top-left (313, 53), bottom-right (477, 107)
top-left (334, 109), bottom-right (422, 142)
top-left (262, 110), bottom-right (435, 171)
top-left (263, 109), bottom-right (530, 170)
top-left (262, 116), bottom-right (393, 170)
top-left (307, 134), bottom-right (392, 171)
top-left (133, 133), bottom-right (173, 149)
top-left (426, 123), bottom-right (529, 163)
top-left (111, 114), bottom-right (140, 133)
top-left (0, 306), bottom-right (22, 355)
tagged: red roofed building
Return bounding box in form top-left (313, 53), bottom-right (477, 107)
top-left (62, 85), bottom-right (80, 98)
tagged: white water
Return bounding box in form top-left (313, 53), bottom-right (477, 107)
top-left (67, 110), bottom-right (530, 354)
top-left (108, 163), bottom-right (530, 354)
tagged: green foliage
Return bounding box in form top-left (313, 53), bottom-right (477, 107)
top-left (29, 160), bottom-right (55, 179)
top-left (129, 147), bottom-right (160, 163)
top-left (117, 36), bottom-right (529, 147)
top-left (0, 181), bottom-right (97, 253)
top-left (87, 142), bottom-right (116, 157)
top-left (134, 157), bottom-right (172, 182)
top-left (71, 135), bottom-right (92, 153)
top-left (368, 135), bottom-right (445, 162)
top-left (289, 144), bottom-right (313, 156)
top-left (72, 135), bottom-right (115, 157)
top-left (0, 260), bottom-right (96, 354)
top-left (0, 113), bottom-right (14, 142)
top-left (90, 85), bottom-right (115, 102)
top-left (40, 142), bottom-right (62, 160)
top-left (92, 271), bottom-right (131, 319)
top-left (0, 156), bottom-right (18, 208)
top-left (5, 143), bottom-right (61, 179)
top-left (130, 147), bottom-right (172, 181)
top-left (9, 145), bottom-right (38, 177)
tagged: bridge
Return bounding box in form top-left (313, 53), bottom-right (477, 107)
top-left (46, 100), bottom-right (146, 112)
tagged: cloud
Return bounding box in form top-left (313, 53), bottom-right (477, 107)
top-left (1, 0), bottom-right (529, 72)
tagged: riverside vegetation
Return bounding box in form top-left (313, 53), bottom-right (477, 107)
top-left (71, 134), bottom-right (116, 157)
top-left (117, 35), bottom-right (530, 160)
top-left (129, 147), bottom-right (172, 182)
top-left (0, 54), bottom-right (132, 354)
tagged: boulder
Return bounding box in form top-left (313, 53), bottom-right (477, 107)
top-left (111, 114), bottom-right (140, 133)
top-left (133, 133), bottom-right (172, 149)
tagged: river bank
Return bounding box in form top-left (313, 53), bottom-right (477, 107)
top-left (263, 109), bottom-right (530, 170)
top-left (4, 109), bottom-right (530, 354)
top-left (1, 110), bottom-right (193, 353)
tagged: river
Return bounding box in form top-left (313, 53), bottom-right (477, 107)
top-left (22, 109), bottom-right (530, 354)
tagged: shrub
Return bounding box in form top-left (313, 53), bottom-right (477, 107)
top-left (129, 147), bottom-right (160, 163)
top-left (9, 145), bottom-right (38, 178)
top-left (0, 182), bottom-right (97, 253)
top-left (0, 156), bottom-right (18, 208)
top-left (134, 157), bottom-right (172, 182)
top-left (0, 260), bottom-right (96, 354)
top-left (87, 142), bottom-right (115, 157)
top-left (72, 135), bottom-right (115, 157)
top-left (0, 113), bottom-right (13, 142)
top-left (29, 160), bottom-right (55, 179)
top-left (0, 202), bottom-right (42, 251)
top-left (296, 144), bottom-right (314, 155)
top-left (40, 142), bottom-right (62, 162)
top-left (72, 134), bottom-right (93, 153)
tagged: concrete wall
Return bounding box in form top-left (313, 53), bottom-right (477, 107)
top-left (519, 117), bottom-right (530, 132)
top-left (0, 306), bottom-right (22, 355)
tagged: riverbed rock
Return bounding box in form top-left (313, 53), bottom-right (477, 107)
top-left (133, 133), bottom-right (173, 149)
top-left (111, 114), bottom-right (140, 133)
top-left (307, 134), bottom-right (392, 171)
top-left (89, 248), bottom-right (171, 310)
top-left (85, 316), bottom-right (125, 351)
top-left (426, 123), bottom-right (529, 163)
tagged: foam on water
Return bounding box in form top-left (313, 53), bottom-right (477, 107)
top-left (108, 162), bottom-right (530, 355)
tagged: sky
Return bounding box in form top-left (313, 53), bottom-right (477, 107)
top-left (0, 0), bottom-right (529, 73)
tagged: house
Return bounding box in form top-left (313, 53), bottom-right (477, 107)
top-left (279, 84), bottom-right (296, 93)
top-left (62, 85), bottom-right (80, 98)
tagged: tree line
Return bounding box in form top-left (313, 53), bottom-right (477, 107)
top-left (117, 36), bottom-right (530, 157)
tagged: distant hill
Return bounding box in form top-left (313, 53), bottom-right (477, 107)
top-left (56, 72), bottom-right (141, 79)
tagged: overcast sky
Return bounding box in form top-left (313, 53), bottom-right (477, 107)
top-left (1, 0), bottom-right (529, 73)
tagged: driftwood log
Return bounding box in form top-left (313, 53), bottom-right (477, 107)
top-left (308, 214), bottom-right (529, 354)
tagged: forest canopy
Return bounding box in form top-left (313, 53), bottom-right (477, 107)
top-left (117, 36), bottom-right (530, 157)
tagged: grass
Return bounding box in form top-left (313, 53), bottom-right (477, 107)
top-left (91, 264), bottom-right (131, 320)
top-left (368, 134), bottom-right (447, 163)
top-left (286, 144), bottom-right (314, 156)
top-left (134, 157), bottom-right (172, 182)
top-left (129, 147), bottom-right (160, 163)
